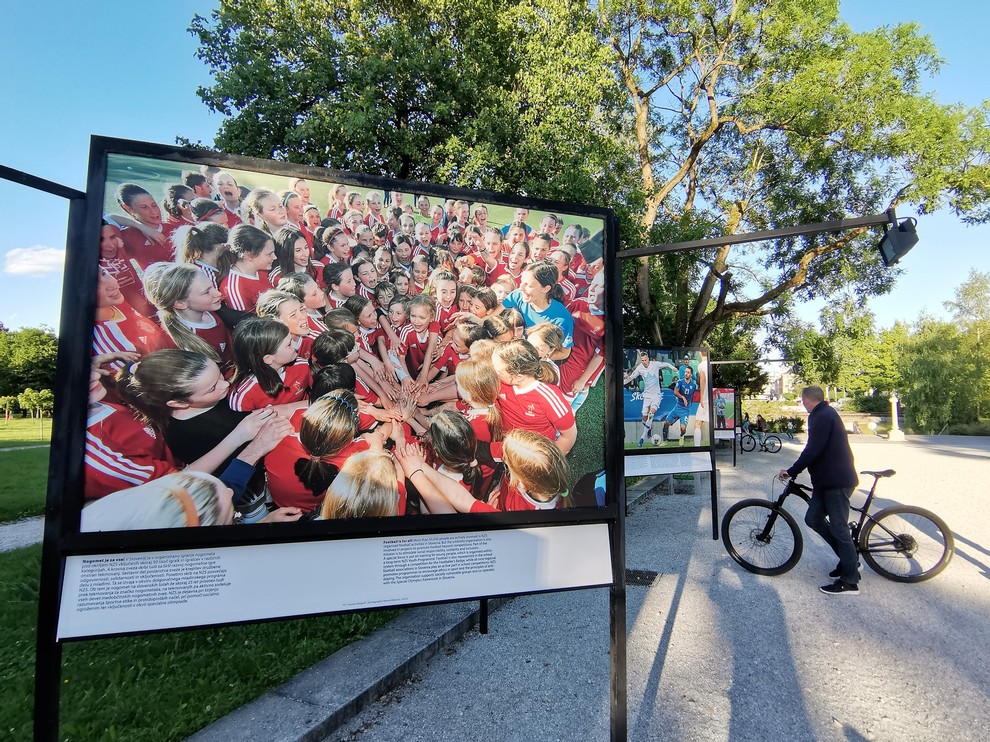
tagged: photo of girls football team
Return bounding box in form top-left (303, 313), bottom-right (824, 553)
top-left (81, 153), bottom-right (608, 532)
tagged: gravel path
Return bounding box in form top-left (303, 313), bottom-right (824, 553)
top-left (327, 435), bottom-right (990, 741)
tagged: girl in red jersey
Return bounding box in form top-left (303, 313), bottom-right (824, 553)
top-left (398, 294), bottom-right (441, 393)
top-left (142, 262), bottom-right (235, 375)
top-left (113, 183), bottom-right (172, 268)
top-left (92, 268), bottom-right (165, 370)
top-left (352, 258), bottom-right (380, 304)
top-left (503, 241), bottom-right (530, 287)
top-left (373, 246), bottom-right (394, 278)
top-left (428, 270), bottom-right (460, 335)
top-left (393, 234), bottom-right (414, 275)
top-left (266, 388), bottom-right (391, 512)
top-left (410, 255), bottom-right (430, 295)
top-left (178, 223), bottom-right (228, 290)
top-left (469, 287), bottom-right (499, 321)
top-left (324, 262), bottom-right (358, 309)
top-left (304, 204), bottom-right (322, 231)
top-left (218, 224), bottom-right (276, 315)
top-left (256, 289), bottom-right (316, 361)
top-left (526, 322), bottom-right (566, 387)
top-left (270, 226), bottom-right (323, 288)
top-left (244, 187), bottom-right (289, 236)
top-left (423, 411), bottom-right (485, 501)
top-left (161, 184), bottom-right (196, 239)
top-left (84, 364), bottom-right (176, 500)
top-left (457, 284), bottom-right (476, 314)
top-left (390, 269), bottom-right (412, 298)
top-left (317, 227), bottom-right (352, 265)
top-left (212, 171), bottom-right (244, 229)
top-left (491, 339), bottom-right (576, 454)
top-left (228, 317), bottom-right (312, 411)
top-left (454, 359), bottom-right (504, 444)
top-left (99, 221), bottom-right (155, 317)
top-left (558, 315), bottom-right (605, 412)
top-left (472, 204), bottom-right (489, 231)
top-left (394, 428), bottom-right (569, 513)
top-left (343, 295), bottom-right (394, 384)
top-left (364, 190), bottom-right (386, 227)
top-left (277, 272), bottom-right (329, 340)
top-left (328, 184), bottom-right (349, 221)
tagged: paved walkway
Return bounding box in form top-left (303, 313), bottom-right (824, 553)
top-left (315, 435), bottom-right (990, 741)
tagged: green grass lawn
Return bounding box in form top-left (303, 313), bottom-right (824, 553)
top-left (0, 447), bottom-right (50, 523)
top-left (569, 378), bottom-right (605, 489)
top-left (0, 417), bottom-right (52, 449)
top-left (1, 545), bottom-right (399, 741)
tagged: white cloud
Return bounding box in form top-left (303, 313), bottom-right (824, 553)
top-left (4, 245), bottom-right (65, 276)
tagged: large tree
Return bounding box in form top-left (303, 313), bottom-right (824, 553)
top-left (602, 0), bottom-right (990, 344)
top-left (191, 0), bottom-right (990, 344)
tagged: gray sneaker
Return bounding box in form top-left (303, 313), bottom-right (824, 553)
top-left (820, 580), bottom-right (860, 596)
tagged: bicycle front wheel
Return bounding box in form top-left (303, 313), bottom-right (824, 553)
top-left (764, 435), bottom-right (782, 453)
top-left (740, 434), bottom-right (756, 452)
top-left (721, 499), bottom-right (803, 576)
top-left (860, 506), bottom-right (954, 583)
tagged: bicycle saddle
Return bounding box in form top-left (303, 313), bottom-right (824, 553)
top-left (860, 469), bottom-right (895, 478)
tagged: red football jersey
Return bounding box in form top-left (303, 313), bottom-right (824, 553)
top-left (155, 311), bottom-right (235, 375)
top-left (84, 401), bottom-right (176, 500)
top-left (120, 225), bottom-right (173, 269)
top-left (228, 363), bottom-right (312, 411)
top-left (220, 269), bottom-right (271, 313)
top-left (92, 304), bottom-right (166, 369)
top-left (558, 316), bottom-right (604, 393)
top-left (399, 322), bottom-right (439, 377)
top-left (496, 381), bottom-right (574, 440)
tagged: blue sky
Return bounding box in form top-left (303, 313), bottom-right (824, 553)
top-left (1, 1), bottom-right (987, 332)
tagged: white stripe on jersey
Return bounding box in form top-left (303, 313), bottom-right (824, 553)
top-left (85, 435), bottom-right (156, 485)
top-left (533, 382), bottom-right (571, 418)
top-left (228, 376), bottom-right (260, 411)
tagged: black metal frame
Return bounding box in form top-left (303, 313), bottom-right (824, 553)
top-left (20, 136), bottom-right (628, 741)
top-left (620, 345), bottom-right (718, 538)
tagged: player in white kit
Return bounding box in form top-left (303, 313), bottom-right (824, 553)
top-left (624, 350), bottom-right (677, 446)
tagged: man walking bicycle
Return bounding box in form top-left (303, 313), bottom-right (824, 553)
top-left (778, 386), bottom-right (861, 595)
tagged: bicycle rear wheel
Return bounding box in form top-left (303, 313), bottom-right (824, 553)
top-left (860, 505), bottom-right (954, 582)
top-left (721, 499), bottom-right (803, 576)
top-left (740, 434), bottom-right (756, 452)
top-left (764, 435), bottom-right (782, 453)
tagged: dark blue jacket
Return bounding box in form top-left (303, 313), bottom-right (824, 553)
top-left (787, 402), bottom-right (857, 489)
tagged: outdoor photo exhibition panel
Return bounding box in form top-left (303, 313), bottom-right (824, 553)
top-left (36, 138), bottom-right (622, 652)
top-left (713, 386), bottom-right (737, 465)
top-left (621, 346), bottom-right (717, 535)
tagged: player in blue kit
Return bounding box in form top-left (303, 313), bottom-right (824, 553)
top-left (662, 366), bottom-right (698, 444)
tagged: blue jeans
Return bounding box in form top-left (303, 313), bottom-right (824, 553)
top-left (805, 486), bottom-right (860, 584)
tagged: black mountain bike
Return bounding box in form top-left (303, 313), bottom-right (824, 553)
top-left (721, 469), bottom-right (954, 582)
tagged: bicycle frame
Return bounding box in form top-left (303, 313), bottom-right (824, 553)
top-left (780, 475), bottom-right (901, 554)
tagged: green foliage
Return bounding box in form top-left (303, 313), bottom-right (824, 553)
top-left (897, 272), bottom-right (990, 432)
top-left (191, 1), bottom-right (990, 346)
top-left (0, 326), bottom-right (57, 397)
top-left (1, 545), bottom-right (399, 741)
top-left (705, 316), bottom-right (770, 396)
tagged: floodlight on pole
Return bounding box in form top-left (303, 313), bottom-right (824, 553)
top-left (877, 217), bottom-right (919, 267)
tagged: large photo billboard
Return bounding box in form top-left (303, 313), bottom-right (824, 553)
top-left (49, 138), bottom-right (618, 638)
